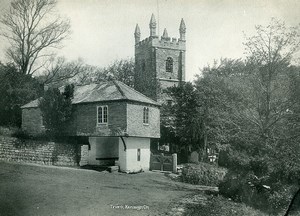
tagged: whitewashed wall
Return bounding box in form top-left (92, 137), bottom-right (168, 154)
top-left (119, 137), bottom-right (150, 173)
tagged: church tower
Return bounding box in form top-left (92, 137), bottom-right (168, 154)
top-left (134, 14), bottom-right (186, 103)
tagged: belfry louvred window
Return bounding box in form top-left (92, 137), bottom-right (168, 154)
top-left (166, 57), bottom-right (173, 73)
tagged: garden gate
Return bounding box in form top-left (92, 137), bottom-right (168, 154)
top-left (150, 153), bottom-right (177, 172)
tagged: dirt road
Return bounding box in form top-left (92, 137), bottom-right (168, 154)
top-left (0, 162), bottom-right (193, 216)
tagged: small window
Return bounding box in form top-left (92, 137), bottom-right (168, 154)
top-left (137, 149), bottom-right (141, 161)
top-left (97, 106), bottom-right (108, 124)
top-left (166, 57), bottom-right (173, 73)
top-left (143, 107), bottom-right (149, 124)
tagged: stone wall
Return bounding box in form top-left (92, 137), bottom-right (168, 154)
top-left (156, 48), bottom-right (183, 81)
top-left (79, 145), bottom-right (89, 166)
top-left (0, 136), bottom-right (80, 166)
top-left (70, 101), bottom-right (127, 136)
top-left (134, 42), bottom-right (158, 100)
top-left (127, 103), bottom-right (160, 138)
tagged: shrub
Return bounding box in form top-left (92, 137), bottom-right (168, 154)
top-left (0, 126), bottom-right (18, 137)
top-left (181, 163), bottom-right (227, 186)
top-left (219, 171), bottom-right (247, 202)
top-left (185, 195), bottom-right (268, 216)
top-left (11, 128), bottom-right (31, 139)
top-left (39, 84), bottom-right (74, 138)
top-left (268, 184), bottom-right (298, 214)
top-left (219, 171), bottom-right (298, 214)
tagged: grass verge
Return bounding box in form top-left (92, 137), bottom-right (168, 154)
top-left (184, 194), bottom-right (268, 216)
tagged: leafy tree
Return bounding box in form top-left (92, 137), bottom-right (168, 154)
top-left (0, 0), bottom-right (71, 75)
top-left (0, 62), bottom-right (43, 127)
top-left (38, 84), bottom-right (74, 137)
top-left (200, 20), bottom-right (300, 213)
top-left (195, 58), bottom-right (300, 213)
top-left (195, 59), bottom-right (247, 161)
top-left (161, 82), bottom-right (201, 160)
top-left (161, 59), bottom-right (245, 161)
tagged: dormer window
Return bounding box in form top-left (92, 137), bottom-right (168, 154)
top-left (166, 57), bottom-right (173, 73)
top-left (97, 106), bottom-right (108, 124)
top-left (143, 107), bottom-right (149, 124)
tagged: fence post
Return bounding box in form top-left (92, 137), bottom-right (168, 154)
top-left (172, 153), bottom-right (177, 173)
top-left (160, 153), bottom-right (164, 171)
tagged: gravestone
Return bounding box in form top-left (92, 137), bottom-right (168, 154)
top-left (190, 151), bottom-right (199, 163)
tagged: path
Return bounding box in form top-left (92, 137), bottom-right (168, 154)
top-left (0, 162), bottom-right (194, 216)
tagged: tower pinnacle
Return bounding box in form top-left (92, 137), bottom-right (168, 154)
top-left (149, 13), bottom-right (157, 37)
top-left (162, 28), bottom-right (168, 39)
top-left (134, 24), bottom-right (141, 44)
top-left (179, 18), bottom-right (186, 41)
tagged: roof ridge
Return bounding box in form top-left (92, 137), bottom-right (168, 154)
top-left (115, 80), bottom-right (159, 105)
top-left (112, 80), bottom-right (126, 99)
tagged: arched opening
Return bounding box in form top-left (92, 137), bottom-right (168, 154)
top-left (166, 57), bottom-right (173, 73)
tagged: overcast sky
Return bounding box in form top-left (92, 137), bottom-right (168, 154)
top-left (1, 0), bottom-right (300, 81)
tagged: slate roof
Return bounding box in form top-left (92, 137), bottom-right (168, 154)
top-left (21, 80), bottom-right (160, 109)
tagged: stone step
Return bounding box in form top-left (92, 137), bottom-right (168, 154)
top-left (108, 166), bottom-right (119, 173)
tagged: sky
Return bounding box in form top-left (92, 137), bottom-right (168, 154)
top-left (0, 0), bottom-right (300, 81)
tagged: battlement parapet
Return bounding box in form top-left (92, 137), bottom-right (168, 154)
top-left (155, 36), bottom-right (185, 50)
top-left (136, 36), bottom-right (185, 50)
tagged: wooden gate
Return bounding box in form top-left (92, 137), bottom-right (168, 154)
top-left (150, 153), bottom-right (173, 171)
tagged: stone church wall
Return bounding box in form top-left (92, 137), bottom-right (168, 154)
top-left (155, 48), bottom-right (183, 81)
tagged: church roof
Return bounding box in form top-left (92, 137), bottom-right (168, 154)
top-left (21, 80), bottom-right (160, 109)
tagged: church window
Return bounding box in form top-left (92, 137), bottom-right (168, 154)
top-left (97, 105), bottom-right (108, 124)
top-left (166, 57), bottom-right (173, 73)
top-left (143, 107), bottom-right (149, 124)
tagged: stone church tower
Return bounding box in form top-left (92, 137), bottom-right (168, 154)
top-left (134, 14), bottom-right (186, 103)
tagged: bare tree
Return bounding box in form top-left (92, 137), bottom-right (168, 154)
top-left (244, 18), bottom-right (300, 67)
top-left (0, 0), bottom-right (71, 75)
top-left (243, 18), bottom-right (300, 145)
top-left (74, 58), bottom-right (135, 86)
top-left (103, 58), bottom-right (135, 87)
top-left (40, 57), bottom-right (84, 86)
